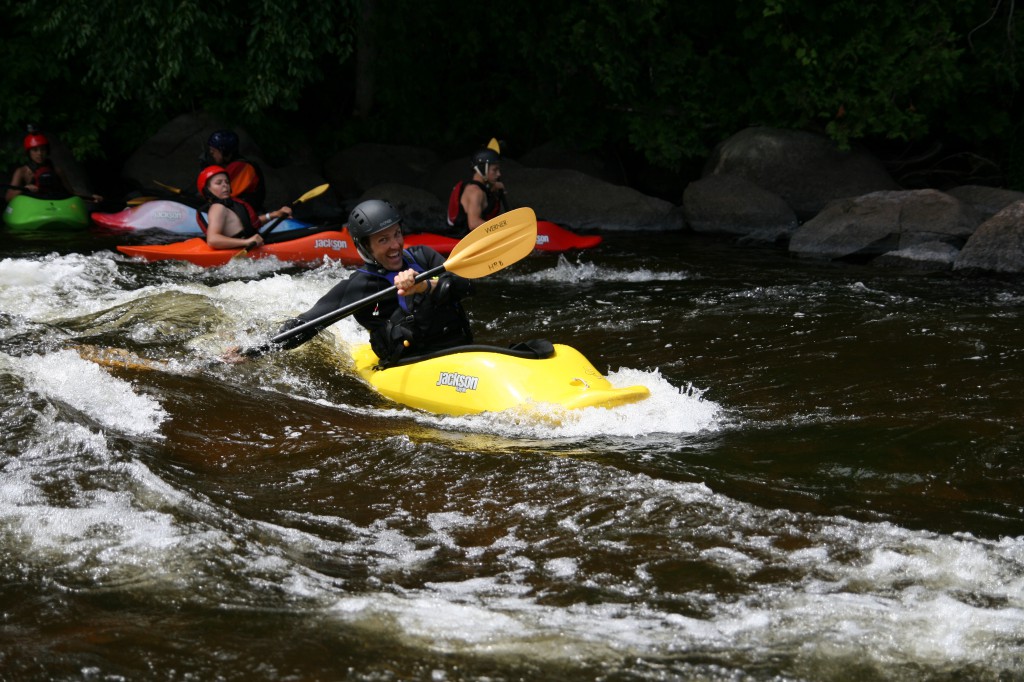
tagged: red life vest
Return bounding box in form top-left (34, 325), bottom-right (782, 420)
top-left (446, 180), bottom-right (501, 234)
top-left (224, 158), bottom-right (266, 210)
top-left (29, 160), bottom-right (60, 194)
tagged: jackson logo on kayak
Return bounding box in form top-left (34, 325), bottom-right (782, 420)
top-left (314, 238), bottom-right (348, 250)
top-left (536, 234), bottom-right (549, 245)
top-left (436, 371), bottom-right (479, 393)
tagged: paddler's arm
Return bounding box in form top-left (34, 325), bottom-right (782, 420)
top-left (258, 205), bottom-right (292, 228)
top-left (461, 183), bottom-right (488, 230)
top-left (220, 279), bottom-right (352, 362)
top-left (5, 167), bottom-right (32, 202)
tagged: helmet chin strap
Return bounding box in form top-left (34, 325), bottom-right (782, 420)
top-left (473, 163), bottom-right (491, 188)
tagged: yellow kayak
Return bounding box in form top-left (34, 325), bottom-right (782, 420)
top-left (351, 342), bottom-right (650, 415)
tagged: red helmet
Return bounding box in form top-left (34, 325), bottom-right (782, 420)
top-left (23, 133), bottom-right (49, 150)
top-left (197, 165), bottom-right (228, 194)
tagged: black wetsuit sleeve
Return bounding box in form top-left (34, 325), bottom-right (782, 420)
top-left (270, 276), bottom-right (363, 351)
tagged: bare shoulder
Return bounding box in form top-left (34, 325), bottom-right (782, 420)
top-left (462, 182), bottom-right (484, 197)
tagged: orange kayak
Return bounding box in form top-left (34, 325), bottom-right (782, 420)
top-left (115, 227), bottom-right (467, 267)
top-left (115, 221), bottom-right (600, 267)
top-left (116, 229), bottom-right (362, 266)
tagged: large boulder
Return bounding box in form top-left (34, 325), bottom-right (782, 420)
top-left (704, 127), bottom-right (899, 220)
top-left (519, 140), bottom-right (625, 185)
top-left (873, 241), bottom-right (962, 270)
top-left (790, 189), bottom-right (980, 265)
top-left (954, 200), bottom-right (1024, 274)
top-left (500, 166), bottom-right (682, 231)
top-left (945, 185), bottom-right (1024, 223)
top-left (121, 112), bottom-right (332, 212)
top-left (356, 183), bottom-right (447, 232)
top-left (323, 143), bottom-right (441, 201)
top-left (683, 174), bottom-right (797, 244)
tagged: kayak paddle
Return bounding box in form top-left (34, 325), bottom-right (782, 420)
top-left (229, 183), bottom-right (330, 261)
top-left (153, 179), bottom-right (183, 194)
top-left (240, 206), bottom-right (538, 358)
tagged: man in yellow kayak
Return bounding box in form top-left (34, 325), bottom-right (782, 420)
top-left (230, 199), bottom-right (474, 364)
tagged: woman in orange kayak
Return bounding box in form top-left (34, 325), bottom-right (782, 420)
top-left (195, 165), bottom-right (291, 251)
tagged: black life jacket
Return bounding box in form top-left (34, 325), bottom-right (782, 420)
top-left (359, 251), bottom-right (473, 364)
top-left (446, 179), bottom-right (501, 236)
top-left (195, 197), bottom-right (260, 238)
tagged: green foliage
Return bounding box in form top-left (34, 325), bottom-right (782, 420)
top-left (1, 0), bottom-right (1022, 184)
top-left (0, 0), bottom-right (355, 167)
top-left (738, 0), bottom-right (966, 148)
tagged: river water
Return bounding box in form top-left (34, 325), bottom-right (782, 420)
top-left (1, 227), bottom-right (1021, 681)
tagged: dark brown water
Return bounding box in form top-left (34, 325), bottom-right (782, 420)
top-left (1, 229), bottom-right (1022, 681)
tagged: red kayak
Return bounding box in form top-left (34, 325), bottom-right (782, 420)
top-left (405, 220), bottom-right (600, 255)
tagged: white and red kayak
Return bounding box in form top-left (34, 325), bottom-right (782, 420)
top-left (95, 200), bottom-right (601, 254)
top-left (91, 199), bottom-right (315, 236)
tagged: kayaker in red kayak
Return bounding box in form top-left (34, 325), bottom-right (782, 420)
top-left (5, 128), bottom-right (103, 204)
top-left (225, 199), bottom-right (474, 364)
top-left (445, 144), bottom-right (506, 237)
top-left (196, 165), bottom-right (291, 251)
top-left (203, 129), bottom-right (266, 211)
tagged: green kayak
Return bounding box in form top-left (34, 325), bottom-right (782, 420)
top-left (3, 194), bottom-right (90, 232)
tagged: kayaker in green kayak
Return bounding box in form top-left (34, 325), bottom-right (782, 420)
top-left (5, 128), bottom-right (102, 204)
top-left (195, 165), bottom-right (292, 251)
top-left (225, 199), bottom-right (474, 364)
top-left (445, 140), bottom-right (506, 237)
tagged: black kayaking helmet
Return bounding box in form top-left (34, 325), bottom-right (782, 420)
top-left (348, 199), bottom-right (403, 264)
top-left (472, 148), bottom-right (501, 178)
top-left (207, 129), bottom-right (240, 156)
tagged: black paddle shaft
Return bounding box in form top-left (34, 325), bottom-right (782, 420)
top-left (242, 264), bottom-right (446, 358)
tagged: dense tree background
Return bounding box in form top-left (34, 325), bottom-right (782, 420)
top-left (2, 0), bottom-right (1021, 196)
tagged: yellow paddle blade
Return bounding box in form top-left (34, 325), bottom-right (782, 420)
top-left (295, 183), bottom-right (330, 204)
top-left (126, 196), bottom-right (158, 206)
top-left (487, 137), bottom-right (501, 153)
top-left (444, 207), bottom-right (537, 279)
top-left (153, 180), bottom-right (182, 194)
